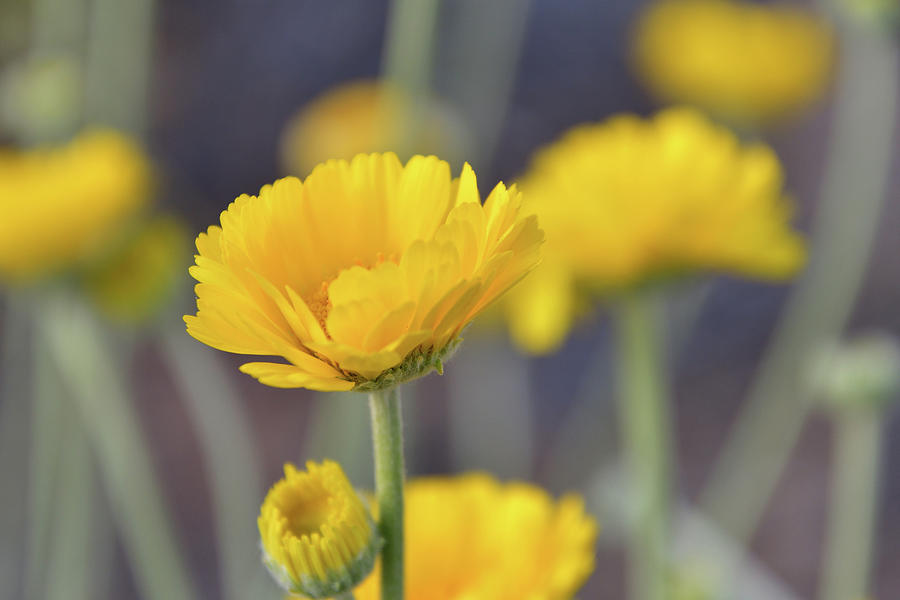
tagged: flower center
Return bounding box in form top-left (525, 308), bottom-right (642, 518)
top-left (284, 492), bottom-right (333, 539)
top-left (303, 251), bottom-right (399, 337)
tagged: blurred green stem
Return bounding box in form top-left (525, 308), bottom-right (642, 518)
top-left (39, 294), bottom-right (196, 600)
top-left (161, 327), bottom-right (270, 600)
top-left (820, 409), bottom-right (881, 600)
top-left (615, 291), bottom-right (672, 600)
top-left (369, 386), bottom-right (406, 600)
top-left (698, 23), bottom-right (899, 544)
top-left (84, 0), bottom-right (154, 133)
top-left (44, 404), bottom-right (97, 600)
top-left (23, 323), bottom-right (65, 600)
top-left (0, 296), bottom-right (31, 598)
top-left (382, 0), bottom-right (441, 156)
top-left (30, 0), bottom-right (86, 54)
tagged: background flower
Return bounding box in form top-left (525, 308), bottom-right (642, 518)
top-left (0, 129), bottom-right (150, 284)
top-left (340, 473), bottom-right (597, 600)
top-left (503, 107), bottom-right (805, 353)
top-left (631, 0), bottom-right (834, 126)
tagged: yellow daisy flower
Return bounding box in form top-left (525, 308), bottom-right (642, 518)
top-left (260, 461), bottom-right (379, 598)
top-left (185, 152), bottom-right (543, 391)
top-left (280, 80), bottom-right (467, 177)
top-left (0, 129), bottom-right (151, 284)
top-left (326, 473), bottom-right (597, 600)
top-left (503, 107), bottom-right (806, 353)
top-left (631, 0), bottom-right (834, 126)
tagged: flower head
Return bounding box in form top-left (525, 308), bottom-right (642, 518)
top-left (0, 129), bottom-right (151, 284)
top-left (632, 0), bottom-right (834, 126)
top-left (259, 461), bottom-right (379, 598)
top-left (503, 107), bottom-right (805, 353)
top-left (337, 473), bottom-right (597, 600)
top-left (280, 80), bottom-right (467, 177)
top-left (185, 152), bottom-right (542, 390)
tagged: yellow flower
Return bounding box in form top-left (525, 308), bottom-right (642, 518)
top-left (328, 473), bottom-right (597, 600)
top-left (185, 152), bottom-right (542, 391)
top-left (503, 107), bottom-right (806, 354)
top-left (260, 461), bottom-right (378, 598)
top-left (631, 0), bottom-right (834, 126)
top-left (0, 129), bottom-right (151, 284)
top-left (280, 80), bottom-right (467, 177)
top-left (82, 215), bottom-right (188, 323)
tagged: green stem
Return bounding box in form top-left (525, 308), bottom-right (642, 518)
top-left (698, 20), bottom-right (899, 544)
top-left (614, 291), bottom-right (672, 600)
top-left (23, 325), bottom-right (65, 600)
top-left (39, 293), bottom-right (196, 600)
top-left (820, 409), bottom-right (881, 600)
top-left (369, 387), bottom-right (405, 600)
top-left (160, 327), bottom-right (269, 600)
top-left (381, 0), bottom-right (441, 157)
top-left (336, 591), bottom-right (357, 600)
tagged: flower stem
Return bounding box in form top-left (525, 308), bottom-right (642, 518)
top-left (336, 592), bottom-right (357, 600)
top-left (381, 0), bottom-right (441, 156)
top-left (39, 293), bottom-right (196, 600)
top-left (614, 291), bottom-right (671, 600)
top-left (369, 386), bottom-right (405, 600)
top-left (819, 409), bottom-right (881, 600)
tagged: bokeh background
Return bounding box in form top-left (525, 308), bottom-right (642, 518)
top-left (0, 0), bottom-right (898, 598)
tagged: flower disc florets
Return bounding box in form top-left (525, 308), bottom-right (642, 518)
top-left (185, 152), bottom-right (543, 391)
top-left (259, 461), bottom-right (379, 598)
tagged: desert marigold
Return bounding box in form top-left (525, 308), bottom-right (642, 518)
top-left (185, 152), bottom-right (543, 391)
top-left (503, 107), bottom-right (806, 354)
top-left (260, 461), bottom-right (379, 598)
top-left (280, 80), bottom-right (467, 177)
top-left (631, 0), bottom-right (834, 126)
top-left (0, 129), bottom-right (151, 283)
top-left (315, 473), bottom-right (597, 600)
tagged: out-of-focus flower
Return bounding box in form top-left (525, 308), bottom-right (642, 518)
top-left (0, 129), bottom-right (151, 284)
top-left (332, 473), bottom-right (597, 600)
top-left (280, 80), bottom-right (468, 177)
top-left (185, 152), bottom-right (542, 391)
top-left (82, 215), bottom-right (188, 324)
top-left (503, 107), bottom-right (805, 354)
top-left (631, 0), bottom-right (835, 126)
top-left (259, 461), bottom-right (378, 598)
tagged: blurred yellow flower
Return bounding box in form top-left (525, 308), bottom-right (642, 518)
top-left (504, 107), bottom-right (806, 354)
top-left (0, 129), bottom-right (151, 284)
top-left (280, 80), bottom-right (467, 177)
top-left (260, 461), bottom-right (378, 598)
top-left (331, 473), bottom-right (597, 600)
top-left (185, 152), bottom-right (542, 391)
top-left (82, 215), bottom-right (188, 323)
top-left (632, 0), bottom-right (834, 126)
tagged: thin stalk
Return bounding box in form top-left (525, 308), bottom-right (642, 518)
top-left (0, 296), bottom-right (32, 598)
top-left (614, 291), bottom-right (672, 600)
top-left (83, 0), bottom-right (154, 133)
top-left (369, 387), bottom-right (406, 600)
top-left (381, 0), bottom-right (441, 156)
top-left (23, 325), bottom-right (65, 600)
top-left (44, 403), bottom-right (96, 600)
top-left (336, 592), bottom-right (357, 600)
top-left (39, 294), bottom-right (196, 600)
top-left (160, 327), bottom-right (269, 600)
top-left (819, 409), bottom-right (881, 600)
top-left (698, 23), bottom-right (899, 543)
